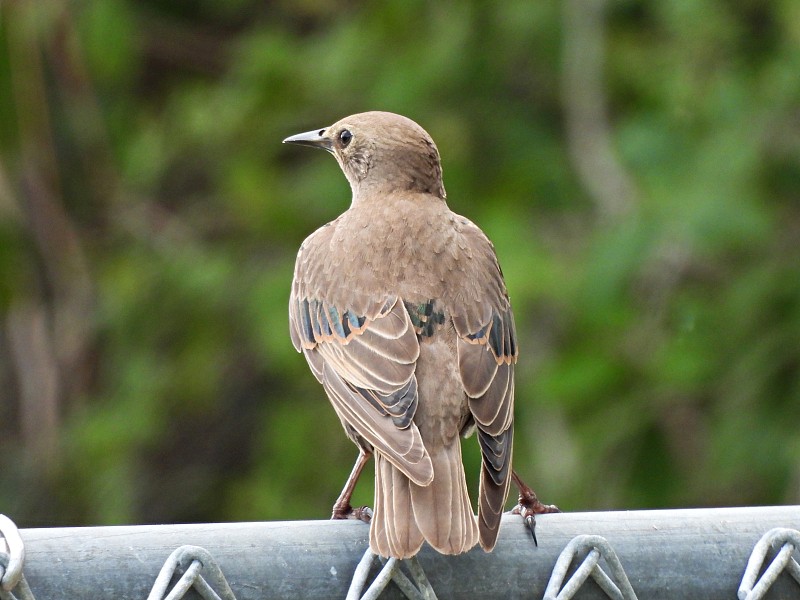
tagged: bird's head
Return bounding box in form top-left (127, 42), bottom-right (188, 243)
top-left (283, 111), bottom-right (446, 201)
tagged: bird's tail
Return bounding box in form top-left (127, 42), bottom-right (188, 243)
top-left (370, 441), bottom-right (479, 559)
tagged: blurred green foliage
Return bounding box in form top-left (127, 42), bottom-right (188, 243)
top-left (0, 0), bottom-right (798, 528)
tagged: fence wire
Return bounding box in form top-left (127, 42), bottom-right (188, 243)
top-left (347, 548), bottom-right (437, 600)
top-left (543, 534), bottom-right (638, 600)
top-left (1, 509), bottom-right (800, 598)
top-left (738, 528), bottom-right (800, 600)
top-left (0, 515), bottom-right (35, 600)
top-left (147, 545), bottom-right (238, 600)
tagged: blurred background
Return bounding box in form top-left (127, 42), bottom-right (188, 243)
top-left (0, 0), bottom-right (798, 529)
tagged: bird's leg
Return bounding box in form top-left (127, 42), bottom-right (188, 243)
top-left (510, 470), bottom-right (560, 546)
top-left (331, 448), bottom-right (373, 523)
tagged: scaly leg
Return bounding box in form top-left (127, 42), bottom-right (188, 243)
top-left (331, 448), bottom-right (373, 523)
top-left (510, 470), bottom-right (560, 546)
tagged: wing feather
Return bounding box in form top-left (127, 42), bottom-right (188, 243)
top-left (323, 363), bottom-right (432, 485)
top-left (290, 262), bottom-right (429, 482)
top-left (449, 221), bottom-right (518, 551)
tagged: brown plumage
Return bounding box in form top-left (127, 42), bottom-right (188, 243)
top-left (284, 111), bottom-right (516, 558)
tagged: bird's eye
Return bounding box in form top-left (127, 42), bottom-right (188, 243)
top-left (338, 129), bottom-right (353, 147)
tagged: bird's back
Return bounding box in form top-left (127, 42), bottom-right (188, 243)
top-left (295, 191), bottom-right (508, 317)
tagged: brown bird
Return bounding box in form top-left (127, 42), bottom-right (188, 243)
top-left (284, 111), bottom-right (555, 559)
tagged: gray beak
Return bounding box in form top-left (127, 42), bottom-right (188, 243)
top-left (282, 128), bottom-right (333, 153)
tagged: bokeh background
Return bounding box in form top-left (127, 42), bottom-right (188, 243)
top-left (1, 0), bottom-right (798, 528)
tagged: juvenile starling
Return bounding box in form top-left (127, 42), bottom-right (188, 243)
top-left (284, 111), bottom-right (553, 559)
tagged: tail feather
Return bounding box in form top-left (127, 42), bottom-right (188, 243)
top-left (371, 442), bottom-right (478, 559)
top-left (410, 441), bottom-right (478, 554)
top-left (371, 453), bottom-right (424, 558)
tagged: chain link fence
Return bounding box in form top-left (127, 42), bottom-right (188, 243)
top-left (1, 507), bottom-right (799, 599)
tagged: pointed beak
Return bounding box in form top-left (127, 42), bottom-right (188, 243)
top-left (282, 128), bottom-right (333, 153)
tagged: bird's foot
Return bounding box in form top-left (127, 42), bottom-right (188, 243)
top-left (511, 491), bottom-right (559, 546)
top-left (331, 503), bottom-right (373, 524)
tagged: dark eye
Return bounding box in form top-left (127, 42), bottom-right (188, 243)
top-left (338, 129), bottom-right (353, 147)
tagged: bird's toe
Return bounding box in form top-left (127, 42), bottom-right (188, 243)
top-left (331, 504), bottom-right (373, 524)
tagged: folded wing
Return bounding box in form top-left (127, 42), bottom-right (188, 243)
top-left (290, 289), bottom-right (433, 486)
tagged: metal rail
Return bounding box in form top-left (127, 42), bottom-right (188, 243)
top-left (2, 506), bottom-right (799, 599)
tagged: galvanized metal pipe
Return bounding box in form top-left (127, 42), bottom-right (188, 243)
top-left (11, 506), bottom-right (800, 599)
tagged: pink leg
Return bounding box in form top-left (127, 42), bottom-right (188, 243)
top-left (331, 448), bottom-right (373, 523)
top-left (511, 470), bottom-right (560, 545)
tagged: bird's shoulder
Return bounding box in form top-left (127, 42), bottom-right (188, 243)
top-left (292, 213), bottom-right (346, 295)
top-left (292, 196), bottom-right (510, 320)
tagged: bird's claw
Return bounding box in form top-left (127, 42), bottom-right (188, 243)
top-left (524, 514), bottom-right (537, 546)
top-left (510, 492), bottom-right (560, 547)
top-left (352, 506), bottom-right (373, 523)
top-left (332, 504), bottom-right (373, 524)
top-left (511, 501), bottom-right (559, 546)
